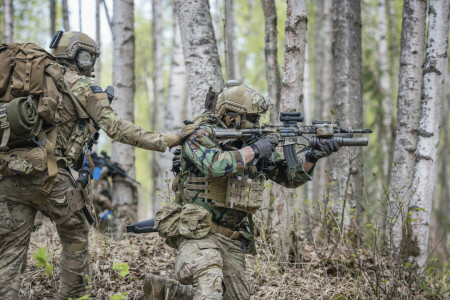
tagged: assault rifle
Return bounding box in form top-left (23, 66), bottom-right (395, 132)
top-left (213, 112), bottom-right (372, 171)
top-left (126, 218), bottom-right (157, 233)
top-left (91, 151), bottom-right (140, 185)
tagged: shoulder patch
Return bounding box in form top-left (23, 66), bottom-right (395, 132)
top-left (90, 86), bottom-right (104, 94)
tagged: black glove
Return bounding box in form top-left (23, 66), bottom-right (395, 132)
top-left (305, 139), bottom-right (340, 163)
top-left (250, 137), bottom-right (279, 160)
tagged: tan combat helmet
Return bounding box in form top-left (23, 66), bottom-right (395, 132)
top-left (51, 31), bottom-right (100, 60)
top-left (214, 80), bottom-right (273, 128)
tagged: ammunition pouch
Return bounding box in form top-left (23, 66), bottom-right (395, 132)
top-left (54, 187), bottom-right (93, 225)
top-left (0, 146), bottom-right (47, 176)
top-left (184, 174), bottom-right (265, 214)
top-left (154, 203), bottom-right (213, 248)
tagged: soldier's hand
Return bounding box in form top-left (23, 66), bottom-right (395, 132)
top-left (305, 139), bottom-right (340, 163)
top-left (250, 137), bottom-right (279, 160)
top-left (166, 124), bottom-right (199, 147)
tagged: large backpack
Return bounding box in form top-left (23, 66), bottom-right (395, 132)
top-left (0, 43), bottom-right (64, 150)
top-left (0, 43), bottom-right (65, 201)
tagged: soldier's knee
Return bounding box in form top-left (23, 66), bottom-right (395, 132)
top-left (196, 269), bottom-right (225, 300)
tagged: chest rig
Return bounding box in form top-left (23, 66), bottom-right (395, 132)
top-left (183, 173), bottom-right (265, 214)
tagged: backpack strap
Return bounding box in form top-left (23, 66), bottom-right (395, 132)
top-left (32, 127), bottom-right (58, 207)
top-left (0, 105), bottom-right (10, 150)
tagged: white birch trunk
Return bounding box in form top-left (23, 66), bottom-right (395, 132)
top-left (151, 0), bottom-right (166, 214)
top-left (50, 0), bottom-right (56, 37)
top-left (224, 0), bottom-right (240, 81)
top-left (377, 0), bottom-right (394, 183)
top-left (271, 0), bottom-right (307, 260)
top-left (386, 0), bottom-right (427, 253)
top-left (330, 0), bottom-right (364, 230)
top-left (261, 0), bottom-right (282, 123)
top-left (111, 0), bottom-right (137, 222)
top-left (95, 0), bottom-right (101, 84)
top-left (153, 7), bottom-right (188, 216)
top-left (408, 0), bottom-right (449, 269)
top-left (175, 0), bottom-right (224, 116)
top-left (78, 0), bottom-right (82, 32)
top-left (62, 0), bottom-right (70, 31)
top-left (313, 0), bottom-right (333, 204)
top-left (4, 0), bottom-right (13, 42)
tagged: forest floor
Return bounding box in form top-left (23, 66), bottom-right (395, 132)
top-left (20, 222), bottom-right (445, 300)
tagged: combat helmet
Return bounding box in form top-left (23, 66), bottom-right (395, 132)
top-left (209, 80), bottom-right (272, 128)
top-left (50, 31), bottom-right (100, 60)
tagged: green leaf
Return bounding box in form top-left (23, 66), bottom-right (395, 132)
top-left (112, 262), bottom-right (130, 278)
top-left (110, 293), bottom-right (128, 300)
top-left (33, 247), bottom-right (54, 276)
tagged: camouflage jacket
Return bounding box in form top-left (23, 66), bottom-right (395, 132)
top-left (180, 123), bottom-right (313, 227)
top-left (54, 65), bottom-right (168, 166)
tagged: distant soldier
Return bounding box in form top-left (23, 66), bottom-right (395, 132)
top-left (0, 31), bottom-right (197, 300)
top-left (144, 81), bottom-right (340, 299)
top-left (90, 151), bottom-right (139, 233)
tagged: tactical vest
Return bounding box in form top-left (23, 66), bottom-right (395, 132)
top-left (182, 172), bottom-right (265, 214)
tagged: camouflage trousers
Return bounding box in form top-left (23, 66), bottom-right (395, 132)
top-left (0, 167), bottom-right (90, 300)
top-left (169, 233), bottom-right (253, 300)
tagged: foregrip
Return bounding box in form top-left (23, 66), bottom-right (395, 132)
top-left (310, 137), bottom-right (368, 148)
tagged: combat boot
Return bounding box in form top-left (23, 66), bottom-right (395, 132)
top-left (144, 274), bottom-right (194, 300)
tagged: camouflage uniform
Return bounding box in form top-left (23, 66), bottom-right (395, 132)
top-left (166, 123), bottom-right (312, 300)
top-left (0, 32), bottom-right (188, 300)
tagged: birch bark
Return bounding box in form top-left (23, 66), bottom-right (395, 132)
top-left (175, 0), bottom-right (224, 116)
top-left (224, 0), bottom-right (239, 80)
top-left (95, 0), bottom-right (101, 83)
top-left (386, 0), bottom-right (427, 253)
top-left (151, 0), bottom-right (166, 214)
top-left (313, 0), bottom-right (333, 204)
top-left (78, 0), bottom-right (82, 32)
top-left (50, 0), bottom-right (56, 37)
top-left (377, 0), bottom-right (394, 183)
top-left (62, 0), bottom-right (70, 31)
top-left (3, 0), bottom-right (13, 42)
top-left (330, 0), bottom-right (364, 230)
top-left (408, 0), bottom-right (449, 268)
top-left (111, 0), bottom-right (137, 222)
top-left (261, 0), bottom-right (282, 122)
top-left (271, 0), bottom-right (307, 260)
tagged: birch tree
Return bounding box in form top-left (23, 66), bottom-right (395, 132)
top-left (3, 0), bottom-right (13, 42)
top-left (408, 0), bottom-right (449, 268)
top-left (111, 0), bottom-right (137, 222)
top-left (95, 0), bottom-right (101, 83)
top-left (175, 0), bottom-right (224, 115)
top-left (271, 0), bottom-right (307, 260)
top-left (224, 0), bottom-right (239, 80)
top-left (261, 0), bottom-right (282, 122)
top-left (330, 0), bottom-right (364, 230)
top-left (151, 0), bottom-right (166, 213)
top-left (386, 0), bottom-right (427, 253)
top-left (154, 11), bottom-right (188, 215)
top-left (313, 0), bottom-right (333, 203)
top-left (62, 0), bottom-right (70, 31)
top-left (78, 0), bottom-right (82, 32)
top-left (50, 0), bottom-right (56, 37)
top-left (377, 0), bottom-right (394, 183)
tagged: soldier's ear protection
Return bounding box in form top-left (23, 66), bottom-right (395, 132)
top-left (76, 50), bottom-right (95, 70)
top-left (224, 111), bottom-right (241, 128)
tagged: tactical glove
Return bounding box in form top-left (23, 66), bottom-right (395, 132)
top-left (165, 124), bottom-right (199, 148)
top-left (250, 137), bottom-right (279, 160)
top-left (305, 138), bottom-right (340, 164)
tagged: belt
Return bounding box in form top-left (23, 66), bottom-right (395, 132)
top-left (210, 222), bottom-right (242, 240)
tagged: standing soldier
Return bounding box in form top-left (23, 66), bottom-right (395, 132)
top-left (0, 31), bottom-right (196, 300)
top-left (144, 81), bottom-right (340, 299)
